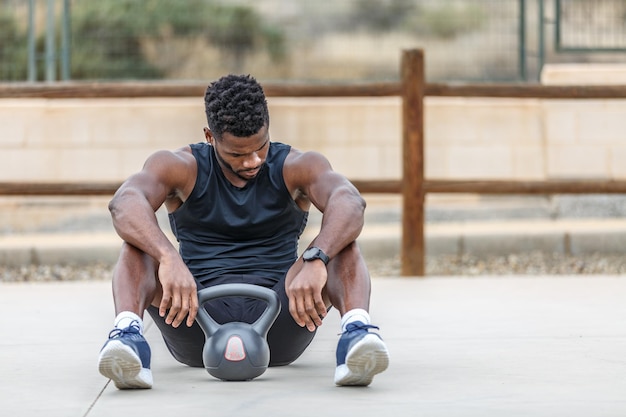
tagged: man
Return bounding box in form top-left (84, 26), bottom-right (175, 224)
top-left (97, 74), bottom-right (389, 389)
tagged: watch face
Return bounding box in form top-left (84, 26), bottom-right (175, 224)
top-left (303, 247), bottom-right (318, 259)
top-left (303, 247), bottom-right (328, 264)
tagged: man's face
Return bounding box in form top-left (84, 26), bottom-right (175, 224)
top-left (208, 125), bottom-right (270, 183)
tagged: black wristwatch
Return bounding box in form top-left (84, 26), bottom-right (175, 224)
top-left (302, 246), bottom-right (330, 265)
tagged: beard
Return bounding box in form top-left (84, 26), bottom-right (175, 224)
top-left (214, 147), bottom-right (264, 182)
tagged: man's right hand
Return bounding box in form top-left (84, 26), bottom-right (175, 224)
top-left (157, 255), bottom-right (199, 328)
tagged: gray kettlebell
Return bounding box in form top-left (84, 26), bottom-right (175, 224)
top-left (195, 283), bottom-right (281, 381)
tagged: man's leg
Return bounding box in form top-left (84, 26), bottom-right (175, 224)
top-left (98, 243), bottom-right (158, 389)
top-left (266, 278), bottom-right (318, 366)
top-left (325, 242), bottom-right (390, 386)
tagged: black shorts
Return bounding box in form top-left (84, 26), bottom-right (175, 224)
top-left (146, 274), bottom-right (317, 367)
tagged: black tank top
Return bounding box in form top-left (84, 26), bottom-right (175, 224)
top-left (168, 141), bottom-right (308, 282)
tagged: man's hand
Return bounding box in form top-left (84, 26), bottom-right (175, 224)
top-left (157, 255), bottom-right (199, 328)
top-left (286, 261), bottom-right (328, 332)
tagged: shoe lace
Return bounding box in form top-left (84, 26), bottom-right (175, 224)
top-left (341, 322), bottom-right (380, 335)
top-left (108, 320), bottom-right (141, 339)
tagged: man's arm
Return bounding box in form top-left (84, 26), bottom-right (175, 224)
top-left (284, 150), bottom-right (366, 330)
top-left (305, 168), bottom-right (365, 257)
top-left (287, 150), bottom-right (366, 255)
top-left (109, 149), bottom-right (199, 328)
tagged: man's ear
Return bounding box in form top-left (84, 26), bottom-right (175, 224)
top-left (203, 127), bottom-right (213, 144)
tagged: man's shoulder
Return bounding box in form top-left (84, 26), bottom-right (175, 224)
top-left (283, 147), bottom-right (328, 167)
top-left (149, 145), bottom-right (195, 167)
top-left (141, 146), bottom-right (197, 189)
top-left (282, 146), bottom-right (334, 189)
top-left (145, 145), bottom-right (190, 161)
top-left (271, 142), bottom-right (333, 178)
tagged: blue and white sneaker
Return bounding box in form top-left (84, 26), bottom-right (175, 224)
top-left (98, 321), bottom-right (153, 389)
top-left (334, 321), bottom-right (390, 386)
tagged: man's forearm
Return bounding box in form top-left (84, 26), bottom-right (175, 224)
top-left (109, 192), bottom-right (178, 263)
top-left (313, 188), bottom-right (365, 258)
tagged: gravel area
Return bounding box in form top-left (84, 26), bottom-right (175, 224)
top-left (1, 252), bottom-right (625, 282)
top-left (0, 263), bottom-right (115, 282)
top-left (369, 252), bottom-right (626, 277)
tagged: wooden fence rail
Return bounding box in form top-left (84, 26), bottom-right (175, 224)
top-left (2, 48), bottom-right (626, 275)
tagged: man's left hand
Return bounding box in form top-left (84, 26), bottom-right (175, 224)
top-left (286, 261), bottom-right (328, 332)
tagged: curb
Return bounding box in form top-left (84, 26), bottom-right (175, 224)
top-left (1, 219), bottom-right (625, 266)
top-left (358, 219), bottom-right (626, 261)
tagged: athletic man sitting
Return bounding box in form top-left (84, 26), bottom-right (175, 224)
top-left (97, 74), bottom-right (390, 389)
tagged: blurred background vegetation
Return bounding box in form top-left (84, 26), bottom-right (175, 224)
top-left (1, 0), bottom-right (625, 83)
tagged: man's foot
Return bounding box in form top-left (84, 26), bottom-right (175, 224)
top-left (334, 321), bottom-right (389, 386)
top-left (98, 321), bottom-right (153, 389)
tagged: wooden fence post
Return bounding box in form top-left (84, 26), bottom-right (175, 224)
top-left (401, 49), bottom-right (425, 276)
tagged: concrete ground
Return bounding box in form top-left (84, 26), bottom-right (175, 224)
top-left (2, 276), bottom-right (626, 417)
top-left (1, 194), bottom-right (625, 415)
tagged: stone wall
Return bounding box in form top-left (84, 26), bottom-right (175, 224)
top-left (2, 93), bottom-right (625, 183)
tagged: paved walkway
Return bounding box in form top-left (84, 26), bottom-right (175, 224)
top-left (2, 217), bottom-right (626, 267)
top-left (3, 194), bottom-right (626, 266)
top-left (2, 276), bottom-right (626, 417)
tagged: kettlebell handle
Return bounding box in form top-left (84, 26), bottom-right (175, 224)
top-left (196, 283), bottom-right (281, 338)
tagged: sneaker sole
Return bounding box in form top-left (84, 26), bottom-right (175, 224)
top-left (98, 340), bottom-right (153, 389)
top-left (334, 334), bottom-right (390, 386)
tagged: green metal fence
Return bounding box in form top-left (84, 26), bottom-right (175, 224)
top-left (556, 0), bottom-right (626, 52)
top-left (0, 0), bottom-right (624, 83)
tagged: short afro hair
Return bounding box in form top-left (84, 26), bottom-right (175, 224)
top-left (204, 74), bottom-right (269, 139)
